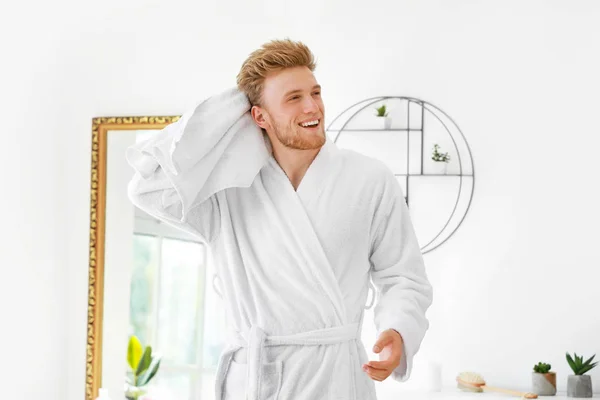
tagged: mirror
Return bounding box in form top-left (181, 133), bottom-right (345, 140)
top-left (86, 116), bottom-right (228, 400)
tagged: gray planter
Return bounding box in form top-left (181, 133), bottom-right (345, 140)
top-left (567, 375), bottom-right (593, 398)
top-left (532, 372), bottom-right (557, 396)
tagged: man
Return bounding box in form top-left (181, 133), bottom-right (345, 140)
top-left (127, 39), bottom-right (432, 400)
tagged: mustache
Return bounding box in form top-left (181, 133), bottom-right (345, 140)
top-left (296, 116), bottom-right (323, 123)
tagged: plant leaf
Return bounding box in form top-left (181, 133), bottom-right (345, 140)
top-left (135, 346), bottom-right (153, 377)
top-left (139, 358), bottom-right (161, 386)
top-left (582, 354), bottom-right (596, 368)
top-left (127, 336), bottom-right (143, 371)
top-left (578, 361), bottom-right (598, 375)
top-left (567, 353), bottom-right (578, 374)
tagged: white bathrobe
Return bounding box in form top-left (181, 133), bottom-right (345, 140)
top-left (126, 88), bottom-right (433, 400)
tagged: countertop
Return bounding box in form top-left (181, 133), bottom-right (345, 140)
top-left (375, 387), bottom-right (599, 399)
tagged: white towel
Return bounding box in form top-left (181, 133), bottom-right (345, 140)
top-left (125, 87), bottom-right (271, 222)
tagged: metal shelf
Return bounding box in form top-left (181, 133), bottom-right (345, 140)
top-left (327, 95), bottom-right (475, 255)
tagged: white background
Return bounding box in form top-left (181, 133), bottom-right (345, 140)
top-left (1, 0), bottom-right (599, 399)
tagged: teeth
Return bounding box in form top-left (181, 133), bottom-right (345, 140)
top-left (300, 119), bottom-right (319, 127)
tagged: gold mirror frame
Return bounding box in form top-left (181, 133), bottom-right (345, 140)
top-left (86, 116), bottom-right (180, 400)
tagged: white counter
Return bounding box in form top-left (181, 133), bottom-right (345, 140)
top-left (375, 388), bottom-right (599, 400)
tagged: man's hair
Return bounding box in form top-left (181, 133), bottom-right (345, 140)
top-left (236, 38), bottom-right (317, 107)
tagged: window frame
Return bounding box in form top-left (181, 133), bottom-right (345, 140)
top-left (132, 213), bottom-right (213, 399)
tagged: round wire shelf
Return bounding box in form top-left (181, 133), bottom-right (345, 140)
top-left (326, 96), bottom-right (475, 254)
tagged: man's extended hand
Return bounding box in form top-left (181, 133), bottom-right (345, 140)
top-left (362, 329), bottom-right (403, 381)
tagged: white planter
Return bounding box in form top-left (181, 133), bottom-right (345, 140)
top-left (432, 161), bottom-right (449, 175)
top-left (384, 116), bottom-right (392, 129)
top-left (375, 116), bottom-right (392, 130)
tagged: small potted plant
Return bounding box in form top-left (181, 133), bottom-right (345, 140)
top-left (125, 335), bottom-right (162, 400)
top-left (374, 104), bottom-right (392, 129)
top-left (566, 352), bottom-right (597, 398)
top-left (532, 362), bottom-right (556, 396)
top-left (431, 144), bottom-right (451, 174)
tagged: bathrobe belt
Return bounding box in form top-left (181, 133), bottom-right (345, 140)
top-left (229, 323), bottom-right (360, 400)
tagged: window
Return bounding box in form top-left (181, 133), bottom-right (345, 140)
top-left (129, 212), bottom-right (226, 399)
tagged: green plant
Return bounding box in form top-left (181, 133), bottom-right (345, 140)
top-left (566, 352), bottom-right (597, 375)
top-left (431, 144), bottom-right (450, 162)
top-left (533, 362), bottom-right (552, 373)
top-left (126, 335), bottom-right (161, 400)
top-left (375, 104), bottom-right (388, 117)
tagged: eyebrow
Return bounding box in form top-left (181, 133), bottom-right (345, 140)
top-left (283, 85), bottom-right (321, 98)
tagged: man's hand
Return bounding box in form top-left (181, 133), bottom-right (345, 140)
top-left (362, 329), bottom-right (403, 381)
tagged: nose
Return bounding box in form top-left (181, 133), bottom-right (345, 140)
top-left (302, 96), bottom-right (319, 114)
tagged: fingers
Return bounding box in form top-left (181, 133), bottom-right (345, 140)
top-left (373, 333), bottom-right (393, 353)
top-left (367, 344), bottom-right (401, 370)
top-left (363, 364), bottom-right (391, 381)
top-left (367, 360), bottom-right (394, 370)
top-left (373, 329), bottom-right (403, 353)
top-left (366, 329), bottom-right (403, 381)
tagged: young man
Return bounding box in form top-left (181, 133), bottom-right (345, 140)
top-left (127, 39), bottom-right (432, 400)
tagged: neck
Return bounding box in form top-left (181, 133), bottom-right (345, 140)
top-left (268, 135), bottom-right (323, 191)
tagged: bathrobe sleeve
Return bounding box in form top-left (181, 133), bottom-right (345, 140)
top-left (126, 88), bottom-right (270, 244)
top-left (126, 151), bottom-right (221, 244)
top-left (368, 168), bottom-right (433, 382)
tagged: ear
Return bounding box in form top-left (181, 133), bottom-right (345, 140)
top-left (251, 105), bottom-right (269, 130)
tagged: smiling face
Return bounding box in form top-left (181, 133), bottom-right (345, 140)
top-left (251, 66), bottom-right (326, 150)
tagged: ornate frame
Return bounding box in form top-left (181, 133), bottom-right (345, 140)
top-left (86, 116), bottom-right (180, 400)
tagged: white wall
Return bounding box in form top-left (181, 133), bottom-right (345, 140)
top-left (2, 1), bottom-right (600, 399)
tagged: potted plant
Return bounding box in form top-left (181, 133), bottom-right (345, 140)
top-left (566, 352), bottom-right (597, 398)
top-left (431, 144), bottom-right (451, 174)
top-left (532, 362), bottom-right (556, 396)
top-left (374, 104), bottom-right (392, 129)
top-left (125, 335), bottom-right (162, 400)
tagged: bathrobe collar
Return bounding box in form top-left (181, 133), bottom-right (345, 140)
top-left (266, 135), bottom-right (337, 204)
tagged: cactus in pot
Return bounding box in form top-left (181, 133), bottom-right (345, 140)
top-left (566, 352), bottom-right (597, 398)
top-left (532, 362), bottom-right (556, 396)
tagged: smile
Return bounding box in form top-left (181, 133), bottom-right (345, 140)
top-left (298, 119), bottom-right (320, 128)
